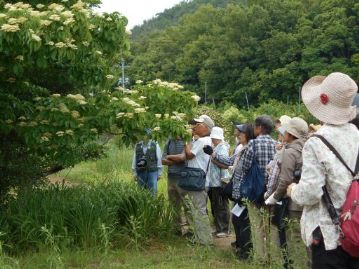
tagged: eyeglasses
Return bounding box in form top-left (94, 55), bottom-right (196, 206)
top-left (193, 123), bottom-right (205, 128)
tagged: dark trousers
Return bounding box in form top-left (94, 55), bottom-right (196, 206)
top-left (312, 240), bottom-right (359, 269)
top-left (232, 207), bottom-right (252, 259)
top-left (208, 187), bottom-right (230, 233)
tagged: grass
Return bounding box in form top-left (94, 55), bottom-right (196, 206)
top-left (13, 238), bottom-right (251, 269)
top-left (56, 144), bottom-right (168, 195)
top-left (1, 142), bottom-right (309, 268)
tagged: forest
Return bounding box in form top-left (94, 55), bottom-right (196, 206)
top-left (128, 0), bottom-right (359, 107)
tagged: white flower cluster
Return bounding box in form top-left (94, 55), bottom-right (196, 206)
top-left (116, 112), bottom-right (136, 119)
top-left (134, 108), bottom-right (146, 113)
top-left (2, 16), bottom-right (28, 32)
top-left (4, 2), bottom-right (32, 11)
top-left (67, 94), bottom-right (87, 105)
top-left (152, 79), bottom-right (184, 91)
top-left (1, 23), bottom-right (20, 32)
top-left (123, 97), bottom-right (140, 108)
top-left (191, 95), bottom-right (201, 102)
top-left (170, 111), bottom-right (186, 121)
top-left (48, 3), bottom-right (65, 12)
top-left (47, 38), bottom-right (77, 49)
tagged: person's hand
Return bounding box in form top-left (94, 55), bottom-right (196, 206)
top-left (265, 193), bottom-right (278, 205)
top-left (203, 145), bottom-right (213, 155)
top-left (276, 143), bottom-right (284, 151)
top-left (287, 183), bottom-right (296, 197)
top-left (133, 175), bottom-right (138, 181)
top-left (157, 176), bottom-right (161, 181)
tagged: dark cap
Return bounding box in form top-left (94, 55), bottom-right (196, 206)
top-left (235, 124), bottom-right (247, 133)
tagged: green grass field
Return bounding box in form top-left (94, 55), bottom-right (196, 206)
top-left (1, 143), bottom-right (308, 268)
top-left (1, 144), bottom-right (247, 269)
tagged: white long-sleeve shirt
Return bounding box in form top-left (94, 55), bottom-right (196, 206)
top-left (132, 140), bottom-right (163, 177)
top-left (291, 123), bottom-right (359, 250)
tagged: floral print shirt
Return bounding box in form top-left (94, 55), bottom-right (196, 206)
top-left (291, 123), bottom-right (359, 250)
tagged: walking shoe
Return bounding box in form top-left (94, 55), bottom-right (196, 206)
top-left (215, 232), bottom-right (227, 238)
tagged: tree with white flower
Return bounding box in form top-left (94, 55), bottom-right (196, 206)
top-left (0, 0), bottom-right (198, 201)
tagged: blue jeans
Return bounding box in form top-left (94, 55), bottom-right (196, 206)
top-left (137, 171), bottom-right (158, 196)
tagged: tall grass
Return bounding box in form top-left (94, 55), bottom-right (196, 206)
top-left (56, 144), bottom-right (168, 196)
top-left (0, 183), bottom-right (174, 254)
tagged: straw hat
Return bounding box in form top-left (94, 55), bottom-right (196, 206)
top-left (282, 117), bottom-right (308, 139)
top-left (210, 127), bottom-right (224, 140)
top-left (302, 72), bottom-right (358, 125)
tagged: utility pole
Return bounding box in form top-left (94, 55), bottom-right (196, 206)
top-left (121, 58), bottom-right (125, 89)
top-left (204, 81), bottom-right (207, 104)
top-left (245, 92), bottom-right (250, 110)
top-left (298, 86), bottom-right (301, 114)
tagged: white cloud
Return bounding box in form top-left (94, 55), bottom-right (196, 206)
top-left (97, 0), bottom-right (183, 29)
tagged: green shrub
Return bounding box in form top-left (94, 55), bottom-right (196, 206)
top-left (0, 182), bottom-right (174, 254)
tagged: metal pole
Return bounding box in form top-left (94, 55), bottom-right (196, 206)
top-left (298, 87), bottom-right (301, 114)
top-left (205, 81), bottom-right (207, 104)
top-left (245, 92), bottom-right (250, 110)
top-left (121, 58), bottom-right (125, 89)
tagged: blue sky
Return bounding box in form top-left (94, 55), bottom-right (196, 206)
top-left (98, 0), bottom-right (183, 29)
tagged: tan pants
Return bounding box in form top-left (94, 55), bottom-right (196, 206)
top-left (172, 182), bottom-right (213, 245)
top-left (167, 178), bottom-right (187, 231)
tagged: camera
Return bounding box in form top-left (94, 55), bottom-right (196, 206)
top-left (293, 169), bottom-right (301, 182)
top-left (136, 158), bottom-right (147, 169)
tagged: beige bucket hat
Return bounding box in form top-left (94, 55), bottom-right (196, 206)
top-left (302, 72), bottom-right (358, 125)
top-left (282, 117), bottom-right (308, 139)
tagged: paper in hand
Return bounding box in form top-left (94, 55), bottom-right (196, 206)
top-left (231, 203), bottom-right (245, 217)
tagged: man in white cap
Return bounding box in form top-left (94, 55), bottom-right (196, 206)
top-left (287, 72), bottom-right (359, 269)
top-left (166, 114), bottom-right (214, 245)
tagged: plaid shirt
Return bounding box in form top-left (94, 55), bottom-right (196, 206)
top-left (215, 134), bottom-right (276, 199)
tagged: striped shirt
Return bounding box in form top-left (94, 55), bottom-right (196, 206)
top-left (162, 139), bottom-right (186, 178)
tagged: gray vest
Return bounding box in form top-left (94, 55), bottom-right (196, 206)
top-left (135, 141), bottom-right (158, 172)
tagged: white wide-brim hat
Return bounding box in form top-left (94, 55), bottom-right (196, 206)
top-left (302, 72), bottom-right (358, 125)
top-left (210, 126), bottom-right (224, 140)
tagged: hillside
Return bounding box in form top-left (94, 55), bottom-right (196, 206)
top-left (127, 0), bottom-right (359, 108)
top-left (131, 0), bottom-right (246, 40)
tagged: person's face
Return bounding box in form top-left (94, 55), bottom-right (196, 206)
top-left (193, 122), bottom-right (208, 137)
top-left (278, 133), bottom-right (284, 143)
top-left (234, 129), bottom-right (240, 139)
top-left (275, 123), bottom-right (281, 131)
top-left (284, 131), bottom-right (293, 143)
top-left (211, 138), bottom-right (221, 146)
top-left (239, 132), bottom-right (248, 145)
top-left (143, 135), bottom-right (150, 143)
top-left (254, 125), bottom-right (261, 137)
